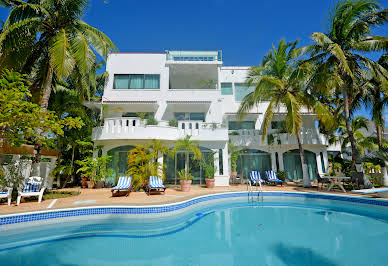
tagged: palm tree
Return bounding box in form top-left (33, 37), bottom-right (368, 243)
top-left (238, 39), bottom-right (332, 187)
top-left (336, 116), bottom-right (378, 157)
top-left (0, 0), bottom-right (116, 110)
top-left (173, 136), bottom-right (202, 180)
top-left (298, 0), bottom-right (387, 188)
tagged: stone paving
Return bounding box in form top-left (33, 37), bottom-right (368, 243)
top-left (0, 183), bottom-right (383, 215)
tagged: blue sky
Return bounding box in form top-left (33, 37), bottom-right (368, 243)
top-left (1, 0), bottom-right (387, 118)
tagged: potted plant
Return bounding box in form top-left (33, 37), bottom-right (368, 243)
top-left (178, 169), bottom-right (193, 192)
top-left (76, 155), bottom-right (111, 189)
top-left (173, 136), bottom-right (202, 192)
top-left (276, 171), bottom-right (287, 182)
top-left (168, 119), bottom-right (178, 127)
top-left (228, 142), bottom-right (240, 178)
top-left (201, 152), bottom-right (216, 188)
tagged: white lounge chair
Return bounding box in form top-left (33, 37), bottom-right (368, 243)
top-left (17, 176), bottom-right (46, 205)
top-left (111, 176), bottom-right (132, 197)
top-left (0, 187), bottom-right (12, 206)
top-left (145, 176), bottom-right (166, 195)
top-left (352, 187), bottom-right (388, 198)
top-left (249, 171), bottom-right (265, 187)
top-left (266, 170), bottom-right (284, 186)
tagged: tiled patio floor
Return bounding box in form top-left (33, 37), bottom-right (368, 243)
top-left (0, 183), bottom-right (384, 215)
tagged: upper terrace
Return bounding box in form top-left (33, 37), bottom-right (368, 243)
top-left (166, 50), bottom-right (222, 64)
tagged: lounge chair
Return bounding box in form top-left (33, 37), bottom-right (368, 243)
top-left (111, 176), bottom-right (132, 197)
top-left (0, 187), bottom-right (12, 206)
top-left (249, 171), bottom-right (265, 187)
top-left (145, 176), bottom-right (166, 196)
top-left (316, 172), bottom-right (330, 190)
top-left (265, 171), bottom-right (284, 186)
top-left (17, 176), bottom-right (45, 205)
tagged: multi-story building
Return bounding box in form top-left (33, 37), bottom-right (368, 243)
top-left (87, 51), bottom-right (330, 186)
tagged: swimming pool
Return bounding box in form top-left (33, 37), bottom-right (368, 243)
top-left (0, 192), bottom-right (387, 265)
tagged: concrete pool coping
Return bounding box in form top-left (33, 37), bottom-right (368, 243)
top-left (1, 189), bottom-right (387, 227)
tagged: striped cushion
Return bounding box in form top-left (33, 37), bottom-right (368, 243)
top-left (149, 176), bottom-right (165, 188)
top-left (0, 192), bottom-right (7, 195)
top-left (112, 176), bottom-right (131, 190)
top-left (266, 171), bottom-right (282, 182)
top-left (24, 182), bottom-right (40, 193)
top-left (250, 171), bottom-right (264, 185)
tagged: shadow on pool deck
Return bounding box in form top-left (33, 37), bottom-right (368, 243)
top-left (272, 243), bottom-right (338, 266)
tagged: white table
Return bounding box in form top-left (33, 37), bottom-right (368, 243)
top-left (325, 176), bottom-right (351, 192)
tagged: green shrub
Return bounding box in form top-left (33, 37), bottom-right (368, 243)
top-left (168, 119), bottom-right (178, 127)
top-left (146, 117), bottom-right (158, 125)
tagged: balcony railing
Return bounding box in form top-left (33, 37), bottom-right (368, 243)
top-left (92, 118), bottom-right (228, 141)
top-left (229, 128), bottom-right (328, 146)
top-left (166, 51), bottom-right (222, 62)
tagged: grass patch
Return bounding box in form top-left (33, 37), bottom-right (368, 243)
top-left (42, 191), bottom-right (80, 200)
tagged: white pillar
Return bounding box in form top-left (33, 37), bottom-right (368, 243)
top-left (157, 152), bottom-right (164, 177)
top-left (213, 149), bottom-right (220, 176)
top-left (278, 151), bottom-right (284, 171)
top-left (316, 152), bottom-right (323, 175)
top-left (322, 150), bottom-right (328, 173)
top-left (271, 152), bottom-right (276, 171)
top-left (223, 143), bottom-right (229, 176)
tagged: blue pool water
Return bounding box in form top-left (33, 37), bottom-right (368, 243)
top-left (0, 196), bottom-right (387, 266)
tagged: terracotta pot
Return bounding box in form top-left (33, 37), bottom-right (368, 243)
top-left (87, 181), bottom-right (96, 189)
top-left (231, 171), bottom-right (238, 178)
top-left (205, 178), bottom-right (215, 188)
top-left (180, 179), bottom-right (192, 192)
top-left (81, 178), bottom-right (88, 188)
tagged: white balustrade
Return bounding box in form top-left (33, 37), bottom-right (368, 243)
top-left (93, 118), bottom-right (228, 141)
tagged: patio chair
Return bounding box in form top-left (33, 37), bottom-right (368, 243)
top-left (17, 176), bottom-right (45, 205)
top-left (249, 171), bottom-right (265, 187)
top-left (111, 176), bottom-right (132, 197)
top-left (316, 172), bottom-right (330, 190)
top-left (145, 176), bottom-right (166, 196)
top-left (0, 187), bottom-right (12, 206)
top-left (265, 171), bottom-right (284, 186)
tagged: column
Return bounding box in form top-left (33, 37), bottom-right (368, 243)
top-left (278, 152), bottom-right (284, 171)
top-left (157, 152), bottom-right (164, 177)
top-left (322, 150), bottom-right (329, 173)
top-left (271, 152), bottom-right (277, 171)
top-left (213, 149), bottom-right (220, 176)
top-left (316, 152), bottom-right (323, 174)
top-left (222, 143), bottom-right (229, 176)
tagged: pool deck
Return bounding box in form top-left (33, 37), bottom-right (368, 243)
top-left (0, 183), bottom-right (385, 215)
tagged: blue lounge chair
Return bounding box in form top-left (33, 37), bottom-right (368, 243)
top-left (266, 171), bottom-right (284, 186)
top-left (249, 171), bottom-right (265, 187)
top-left (111, 176), bottom-right (132, 197)
top-left (145, 176), bottom-right (166, 195)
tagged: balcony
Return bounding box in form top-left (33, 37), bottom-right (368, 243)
top-left (92, 118), bottom-right (228, 142)
top-left (229, 128), bottom-right (329, 147)
top-left (166, 51), bottom-right (222, 63)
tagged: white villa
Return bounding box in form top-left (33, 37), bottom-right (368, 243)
top-left (87, 51), bottom-right (331, 186)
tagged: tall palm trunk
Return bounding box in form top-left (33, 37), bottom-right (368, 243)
top-left (342, 88), bottom-right (372, 188)
top-left (376, 124), bottom-right (388, 186)
top-left (33, 65), bottom-right (55, 176)
top-left (296, 131), bottom-right (311, 187)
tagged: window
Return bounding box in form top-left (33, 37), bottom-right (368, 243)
top-left (189, 113), bottom-right (205, 121)
top-left (234, 83), bottom-right (254, 101)
top-left (221, 83), bottom-right (233, 95)
top-left (228, 121), bottom-right (255, 130)
top-left (174, 112), bottom-right (205, 121)
top-left (122, 112), bottom-right (154, 119)
top-left (113, 74), bottom-right (160, 89)
top-left (271, 121), bottom-right (287, 132)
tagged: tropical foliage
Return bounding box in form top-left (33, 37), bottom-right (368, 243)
top-left (173, 136), bottom-right (202, 180)
top-left (298, 0), bottom-right (388, 187)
